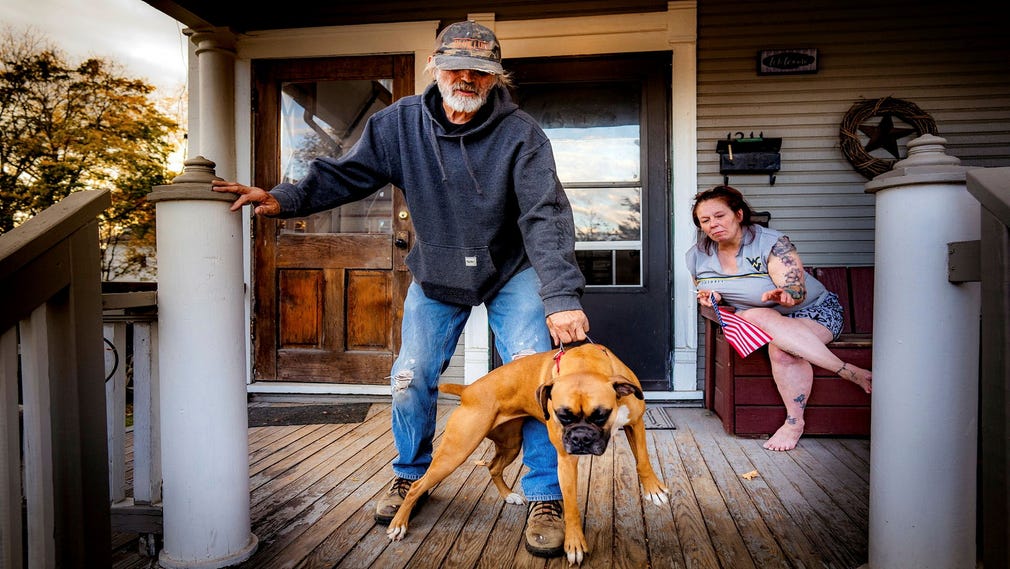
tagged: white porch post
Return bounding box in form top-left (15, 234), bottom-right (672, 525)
top-left (864, 134), bottom-right (980, 568)
top-left (149, 158), bottom-right (257, 568)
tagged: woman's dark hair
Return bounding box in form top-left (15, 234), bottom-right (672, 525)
top-left (691, 185), bottom-right (756, 253)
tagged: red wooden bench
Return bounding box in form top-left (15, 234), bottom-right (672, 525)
top-left (701, 266), bottom-right (873, 437)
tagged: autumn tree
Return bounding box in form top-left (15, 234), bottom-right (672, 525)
top-left (0, 28), bottom-right (182, 279)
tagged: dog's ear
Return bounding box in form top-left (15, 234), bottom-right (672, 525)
top-left (612, 378), bottom-right (644, 400)
top-left (536, 383), bottom-right (553, 420)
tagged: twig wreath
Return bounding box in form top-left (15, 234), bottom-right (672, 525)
top-left (839, 97), bottom-right (938, 179)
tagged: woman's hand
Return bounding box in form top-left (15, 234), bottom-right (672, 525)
top-left (212, 180), bottom-right (281, 216)
top-left (761, 287), bottom-right (799, 307)
top-left (696, 290), bottom-right (721, 307)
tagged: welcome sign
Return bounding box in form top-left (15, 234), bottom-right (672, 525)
top-left (757, 48), bottom-right (818, 75)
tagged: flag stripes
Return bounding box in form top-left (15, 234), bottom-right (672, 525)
top-left (709, 294), bottom-right (773, 358)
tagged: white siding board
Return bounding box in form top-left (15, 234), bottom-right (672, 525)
top-left (692, 0), bottom-right (1010, 390)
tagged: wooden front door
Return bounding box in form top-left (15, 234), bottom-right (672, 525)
top-left (251, 55), bottom-right (414, 383)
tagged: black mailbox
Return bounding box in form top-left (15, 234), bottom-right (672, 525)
top-left (716, 132), bottom-right (781, 185)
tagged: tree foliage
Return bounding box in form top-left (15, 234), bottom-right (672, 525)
top-left (0, 28), bottom-right (182, 279)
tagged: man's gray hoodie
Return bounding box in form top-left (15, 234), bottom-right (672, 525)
top-left (269, 82), bottom-right (585, 315)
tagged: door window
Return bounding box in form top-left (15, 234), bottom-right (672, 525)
top-left (279, 79), bottom-right (394, 234)
top-left (520, 83), bottom-right (642, 286)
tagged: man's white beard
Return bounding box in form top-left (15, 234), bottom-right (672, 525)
top-left (438, 79), bottom-right (487, 114)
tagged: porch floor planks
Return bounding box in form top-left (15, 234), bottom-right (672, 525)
top-left (248, 406), bottom-right (395, 519)
top-left (691, 410), bottom-right (830, 569)
top-left (249, 422), bottom-right (355, 481)
top-left (612, 434), bottom-right (651, 569)
top-left (247, 406), bottom-right (453, 568)
top-left (734, 436), bottom-right (868, 569)
top-left (675, 426), bottom-right (758, 569)
top-left (786, 441), bottom-right (869, 534)
top-left (689, 416), bottom-right (791, 568)
top-left (114, 405), bottom-right (871, 568)
top-left (248, 425), bottom-right (380, 536)
top-left (378, 443), bottom-right (500, 569)
top-left (438, 455), bottom-right (525, 568)
top-left (648, 428), bottom-right (722, 568)
top-left (325, 439), bottom-right (483, 568)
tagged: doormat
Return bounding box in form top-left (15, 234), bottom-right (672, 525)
top-left (643, 406), bottom-right (678, 430)
top-left (248, 403), bottom-right (371, 427)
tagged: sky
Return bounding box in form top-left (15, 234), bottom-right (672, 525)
top-left (1, 0), bottom-right (188, 94)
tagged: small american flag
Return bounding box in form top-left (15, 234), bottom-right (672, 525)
top-left (710, 294), bottom-right (773, 358)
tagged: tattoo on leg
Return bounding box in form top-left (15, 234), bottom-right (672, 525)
top-left (786, 415), bottom-right (798, 425)
top-left (793, 393), bottom-right (807, 408)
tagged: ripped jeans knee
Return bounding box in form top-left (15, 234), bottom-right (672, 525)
top-left (511, 348), bottom-right (538, 360)
top-left (391, 368), bottom-right (413, 395)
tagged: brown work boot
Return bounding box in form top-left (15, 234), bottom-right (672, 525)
top-left (374, 477), bottom-right (426, 524)
top-left (524, 500), bottom-right (565, 557)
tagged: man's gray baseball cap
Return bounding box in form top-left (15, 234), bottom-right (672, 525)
top-left (432, 21), bottom-right (504, 75)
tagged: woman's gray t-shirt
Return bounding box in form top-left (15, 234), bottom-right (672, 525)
top-left (685, 224), bottom-right (828, 314)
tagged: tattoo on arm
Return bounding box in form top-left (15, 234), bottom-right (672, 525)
top-left (770, 236), bottom-right (797, 262)
top-left (771, 236), bottom-right (806, 301)
top-left (782, 268), bottom-right (806, 301)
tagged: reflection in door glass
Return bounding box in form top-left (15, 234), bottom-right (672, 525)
top-left (566, 187), bottom-right (641, 242)
top-left (279, 79), bottom-right (394, 234)
top-left (520, 83), bottom-right (643, 286)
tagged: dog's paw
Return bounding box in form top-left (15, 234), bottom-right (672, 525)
top-left (504, 492), bottom-right (525, 505)
top-left (386, 523), bottom-right (408, 541)
top-left (564, 535), bottom-right (588, 565)
top-left (643, 484), bottom-right (671, 506)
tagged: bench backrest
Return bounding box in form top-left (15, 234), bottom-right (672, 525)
top-left (808, 266), bottom-right (874, 335)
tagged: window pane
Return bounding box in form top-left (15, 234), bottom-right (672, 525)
top-left (615, 250), bottom-right (641, 286)
top-left (279, 79), bottom-right (393, 234)
top-left (575, 250), bottom-right (642, 286)
top-left (520, 83), bottom-right (641, 183)
top-left (577, 250), bottom-right (613, 286)
top-left (567, 187), bottom-right (641, 242)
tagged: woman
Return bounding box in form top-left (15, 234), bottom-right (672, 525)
top-left (686, 185), bottom-right (872, 451)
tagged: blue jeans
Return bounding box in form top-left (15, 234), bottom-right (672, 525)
top-left (389, 267), bottom-right (562, 501)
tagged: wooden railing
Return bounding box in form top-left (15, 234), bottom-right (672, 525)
top-left (964, 167), bottom-right (1010, 569)
top-left (0, 190), bottom-right (112, 568)
top-left (102, 283), bottom-right (162, 555)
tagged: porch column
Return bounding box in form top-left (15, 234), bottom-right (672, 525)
top-left (187, 28), bottom-right (238, 181)
top-left (864, 134), bottom-right (980, 569)
top-left (148, 157), bottom-right (257, 568)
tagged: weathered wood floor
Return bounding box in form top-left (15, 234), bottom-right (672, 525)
top-left (114, 402), bottom-right (870, 569)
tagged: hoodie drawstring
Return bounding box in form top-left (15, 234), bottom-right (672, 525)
top-left (458, 137), bottom-right (484, 195)
top-left (427, 125), bottom-right (449, 183)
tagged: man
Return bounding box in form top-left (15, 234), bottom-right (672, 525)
top-left (212, 20), bottom-right (589, 558)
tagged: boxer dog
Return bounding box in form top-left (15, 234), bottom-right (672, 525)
top-left (385, 342), bottom-right (671, 565)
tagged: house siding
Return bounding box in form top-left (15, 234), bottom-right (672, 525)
top-left (692, 0), bottom-right (1010, 388)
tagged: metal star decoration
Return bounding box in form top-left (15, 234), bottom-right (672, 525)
top-left (858, 113), bottom-right (916, 158)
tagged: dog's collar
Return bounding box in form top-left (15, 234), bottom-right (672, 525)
top-left (553, 337), bottom-right (602, 373)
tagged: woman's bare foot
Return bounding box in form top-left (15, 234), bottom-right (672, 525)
top-left (763, 420), bottom-right (804, 451)
top-left (837, 363), bottom-right (872, 394)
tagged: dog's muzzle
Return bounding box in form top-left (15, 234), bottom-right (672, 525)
top-left (562, 424), bottom-right (609, 455)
